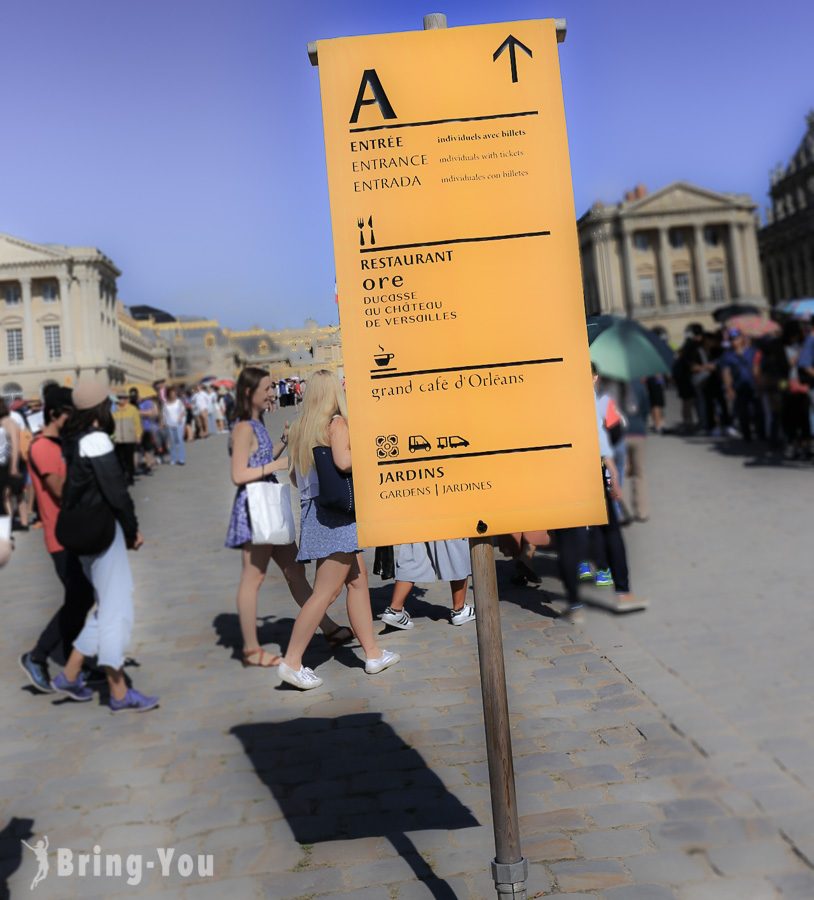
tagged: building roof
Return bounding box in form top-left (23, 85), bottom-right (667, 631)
top-left (0, 232), bottom-right (121, 274)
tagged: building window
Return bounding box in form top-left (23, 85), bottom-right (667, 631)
top-left (204, 333), bottom-right (216, 349)
top-left (7, 328), bottom-right (24, 363)
top-left (4, 283), bottom-right (21, 305)
top-left (638, 275), bottom-right (656, 308)
top-left (42, 282), bottom-right (59, 303)
top-left (44, 325), bottom-right (62, 360)
top-left (709, 269), bottom-right (726, 303)
top-left (674, 272), bottom-right (691, 305)
top-left (669, 228), bottom-right (686, 249)
top-left (258, 340), bottom-right (269, 354)
top-left (703, 226), bottom-right (720, 247)
top-left (633, 233), bottom-right (649, 251)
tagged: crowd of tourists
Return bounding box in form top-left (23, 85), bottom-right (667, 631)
top-left (1, 355), bottom-right (656, 702)
top-left (673, 318), bottom-right (814, 457)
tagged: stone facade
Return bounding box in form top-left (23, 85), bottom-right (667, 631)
top-left (759, 112), bottom-right (814, 305)
top-left (0, 233), bottom-right (168, 402)
top-left (225, 319), bottom-right (343, 380)
top-left (578, 182), bottom-right (766, 343)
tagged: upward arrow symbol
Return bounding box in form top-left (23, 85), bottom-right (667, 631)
top-left (492, 34), bottom-right (533, 83)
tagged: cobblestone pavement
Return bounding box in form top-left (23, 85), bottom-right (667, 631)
top-left (2, 408), bottom-right (813, 899)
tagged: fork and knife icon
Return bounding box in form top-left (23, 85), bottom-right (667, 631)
top-left (357, 216), bottom-right (375, 247)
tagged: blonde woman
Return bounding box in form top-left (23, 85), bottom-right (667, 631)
top-left (280, 370), bottom-right (399, 689)
top-left (226, 367), bottom-right (352, 667)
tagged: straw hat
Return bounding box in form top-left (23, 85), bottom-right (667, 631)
top-left (73, 379), bottom-right (110, 411)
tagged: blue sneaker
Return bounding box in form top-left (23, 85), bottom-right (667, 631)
top-left (577, 562), bottom-right (593, 582)
top-left (595, 568), bottom-right (614, 587)
top-left (51, 671), bottom-right (93, 702)
top-left (109, 688), bottom-right (159, 713)
top-left (19, 653), bottom-right (55, 693)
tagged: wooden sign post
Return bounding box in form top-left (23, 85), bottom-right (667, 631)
top-left (311, 13), bottom-right (600, 898)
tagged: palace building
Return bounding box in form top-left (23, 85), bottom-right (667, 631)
top-left (759, 111), bottom-right (814, 305)
top-left (578, 182), bottom-right (766, 342)
top-left (0, 233), bottom-right (168, 403)
top-left (0, 230), bottom-right (343, 403)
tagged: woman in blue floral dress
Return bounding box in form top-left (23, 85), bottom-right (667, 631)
top-left (226, 368), bottom-right (351, 667)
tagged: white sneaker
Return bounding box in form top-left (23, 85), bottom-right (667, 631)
top-left (450, 604), bottom-right (476, 626)
top-left (278, 662), bottom-right (323, 690)
top-left (380, 607), bottom-right (414, 630)
top-left (364, 649), bottom-right (400, 675)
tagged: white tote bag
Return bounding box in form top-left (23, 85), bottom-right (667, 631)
top-left (246, 481), bottom-right (295, 545)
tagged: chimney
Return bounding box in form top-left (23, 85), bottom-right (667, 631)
top-left (635, 184), bottom-right (648, 199)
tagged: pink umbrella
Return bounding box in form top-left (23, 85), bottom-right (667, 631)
top-left (726, 315), bottom-right (780, 338)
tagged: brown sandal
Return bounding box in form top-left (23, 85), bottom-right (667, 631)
top-left (242, 647), bottom-right (281, 667)
top-left (324, 626), bottom-right (355, 648)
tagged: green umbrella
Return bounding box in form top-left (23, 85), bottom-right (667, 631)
top-left (586, 316), bottom-right (673, 381)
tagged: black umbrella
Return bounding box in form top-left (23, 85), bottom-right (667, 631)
top-left (712, 303), bottom-right (761, 323)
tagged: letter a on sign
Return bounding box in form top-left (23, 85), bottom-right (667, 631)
top-left (349, 69), bottom-right (397, 123)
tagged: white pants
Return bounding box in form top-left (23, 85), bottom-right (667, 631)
top-left (74, 523), bottom-right (134, 669)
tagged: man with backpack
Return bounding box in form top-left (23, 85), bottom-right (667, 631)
top-left (19, 387), bottom-right (96, 693)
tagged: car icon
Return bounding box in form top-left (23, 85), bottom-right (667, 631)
top-left (408, 434), bottom-right (432, 453)
top-left (448, 435), bottom-right (470, 449)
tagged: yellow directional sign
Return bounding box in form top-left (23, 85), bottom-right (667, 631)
top-left (316, 19), bottom-right (606, 547)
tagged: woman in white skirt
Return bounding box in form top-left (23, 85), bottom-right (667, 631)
top-left (381, 539), bottom-right (475, 630)
top-left (279, 370), bottom-right (400, 690)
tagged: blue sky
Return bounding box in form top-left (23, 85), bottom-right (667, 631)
top-left (1, 0), bottom-right (811, 329)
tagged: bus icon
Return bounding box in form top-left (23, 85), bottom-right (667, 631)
top-left (437, 435), bottom-right (470, 449)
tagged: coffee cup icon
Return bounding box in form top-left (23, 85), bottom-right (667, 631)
top-left (373, 351), bottom-right (395, 367)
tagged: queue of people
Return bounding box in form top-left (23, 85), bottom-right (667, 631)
top-left (673, 318), bottom-right (814, 457)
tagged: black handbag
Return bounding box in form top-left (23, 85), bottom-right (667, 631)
top-left (312, 446), bottom-right (355, 516)
top-left (56, 504), bottom-right (116, 556)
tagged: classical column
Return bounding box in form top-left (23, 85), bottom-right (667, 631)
top-left (20, 276), bottom-right (36, 365)
top-left (692, 224), bottom-right (709, 304)
top-left (78, 267), bottom-right (97, 370)
top-left (728, 223), bottom-right (744, 298)
top-left (58, 275), bottom-right (74, 361)
top-left (657, 228), bottom-right (673, 305)
top-left (620, 228), bottom-right (636, 315)
top-left (743, 226), bottom-right (764, 297)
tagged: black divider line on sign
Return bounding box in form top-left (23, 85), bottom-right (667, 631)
top-left (360, 230), bottom-right (550, 254)
top-left (376, 443), bottom-right (572, 466)
top-left (349, 109), bottom-right (539, 134)
top-left (370, 358), bottom-right (563, 380)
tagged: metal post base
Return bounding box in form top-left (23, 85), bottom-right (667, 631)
top-left (492, 858), bottom-right (528, 898)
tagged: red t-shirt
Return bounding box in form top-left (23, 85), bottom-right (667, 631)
top-left (29, 436), bottom-right (65, 554)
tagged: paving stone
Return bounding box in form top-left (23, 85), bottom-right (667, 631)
top-left (706, 839), bottom-right (806, 876)
top-left (549, 859), bottom-right (630, 891)
top-left (561, 765), bottom-right (624, 788)
top-left (625, 850), bottom-right (711, 885)
top-left (676, 878), bottom-right (780, 900)
top-left (575, 827), bottom-right (650, 858)
top-left (605, 886), bottom-right (676, 900)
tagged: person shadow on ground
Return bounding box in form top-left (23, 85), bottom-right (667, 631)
top-left (0, 817), bottom-right (35, 899)
top-left (232, 714), bottom-right (478, 899)
top-left (212, 613), bottom-right (361, 671)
